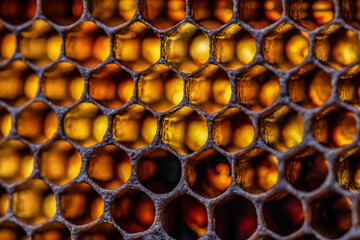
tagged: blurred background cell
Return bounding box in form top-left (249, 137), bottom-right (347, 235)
top-left (65, 21), bottom-right (110, 67)
top-left (90, 0), bottom-right (136, 27)
top-left (64, 102), bottom-right (108, 147)
top-left (161, 106), bottom-right (208, 155)
top-left (41, 62), bottom-right (84, 106)
top-left (239, 0), bottom-right (282, 29)
top-left (89, 63), bottom-right (134, 109)
top-left (262, 23), bottom-right (309, 70)
top-left (140, 0), bottom-right (186, 30)
top-left (0, 186), bottom-right (8, 217)
top-left (338, 64), bottom-right (360, 109)
top-left (138, 64), bottom-right (183, 112)
top-left (162, 195), bottom-right (208, 239)
top-left (0, 24), bottom-right (16, 62)
top-left (186, 149), bottom-right (231, 198)
top-left (213, 24), bottom-right (256, 70)
top-left (19, 20), bottom-right (62, 66)
top-left (112, 104), bottom-right (157, 149)
top-left (335, 148), bottom-right (360, 192)
top-left (236, 148), bottom-right (278, 194)
top-left (39, 140), bottom-right (81, 185)
top-left (17, 101), bottom-right (58, 144)
top-left (60, 182), bottom-right (103, 225)
top-left (212, 107), bottom-right (254, 152)
top-left (0, 0), bottom-right (36, 25)
top-left (190, 0), bottom-right (233, 29)
top-left (32, 222), bottom-right (71, 240)
top-left (236, 65), bottom-right (280, 111)
top-left (163, 23), bottom-right (209, 73)
top-left (138, 149), bottom-right (181, 194)
top-left (78, 222), bottom-right (123, 240)
top-left (111, 189), bottom-right (155, 233)
top-left (0, 140), bottom-right (34, 184)
top-left (12, 179), bottom-right (56, 225)
top-left (340, 0), bottom-right (360, 29)
top-left (42, 0), bottom-right (83, 26)
top-left (114, 21), bottom-right (160, 72)
top-left (186, 64), bottom-right (231, 114)
top-left (87, 145), bottom-right (131, 189)
top-left (0, 61), bottom-right (38, 107)
top-left (0, 221), bottom-right (28, 240)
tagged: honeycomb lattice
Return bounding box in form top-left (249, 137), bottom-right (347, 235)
top-left (0, 0), bottom-right (360, 239)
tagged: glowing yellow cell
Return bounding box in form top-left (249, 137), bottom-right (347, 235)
top-left (283, 114), bottom-right (304, 149)
top-left (47, 35), bottom-right (62, 61)
top-left (142, 117), bottom-right (157, 144)
top-left (91, 197), bottom-right (104, 220)
top-left (1, 34), bottom-right (16, 59)
top-left (43, 194), bottom-right (56, 219)
top-left (190, 34), bottom-right (210, 64)
top-left (259, 79), bottom-right (280, 107)
top-left (93, 36), bottom-right (110, 62)
top-left (93, 115), bottom-right (108, 142)
top-left (333, 41), bottom-right (357, 66)
top-left (236, 38), bottom-right (256, 64)
top-left (142, 38), bottom-right (161, 64)
top-left (286, 34), bottom-right (309, 66)
top-left (233, 124), bottom-right (254, 148)
top-left (187, 121), bottom-right (208, 152)
top-left (333, 112), bottom-right (356, 147)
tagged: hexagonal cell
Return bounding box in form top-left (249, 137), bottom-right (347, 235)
top-left (263, 192), bottom-right (304, 236)
top-left (186, 149), bottom-right (231, 198)
top-left (89, 63), bottom-right (134, 109)
top-left (64, 102), bottom-right (108, 147)
top-left (311, 105), bottom-right (356, 148)
top-left (213, 24), bottom-right (256, 70)
top-left (42, 62), bottom-right (84, 106)
top-left (313, 24), bottom-right (359, 69)
top-left (190, 0), bottom-right (232, 29)
top-left (285, 147), bottom-right (328, 192)
top-left (65, 21), bottom-right (110, 67)
top-left (288, 65), bottom-right (331, 109)
top-left (0, 0), bottom-right (36, 25)
top-left (262, 23), bottom-right (309, 70)
top-left (341, 0), bottom-right (360, 29)
top-left (0, 107), bottom-right (11, 140)
top-left (236, 65), bottom-right (279, 111)
top-left (186, 64), bottom-right (231, 113)
top-left (114, 21), bottom-right (160, 72)
top-left (138, 149), bottom-right (181, 194)
top-left (138, 64), bottom-right (183, 112)
top-left (78, 222), bottom-right (123, 240)
top-left (113, 104), bottom-right (157, 149)
top-left (42, 0), bottom-right (83, 26)
top-left (239, 0), bottom-right (282, 29)
top-left (0, 221), bottom-right (28, 240)
top-left (32, 221), bottom-right (71, 240)
top-left (17, 101), bottom-right (58, 144)
top-left (235, 148), bottom-right (278, 194)
top-left (310, 192), bottom-right (352, 239)
top-left (161, 106), bottom-right (208, 155)
top-left (163, 22), bottom-right (210, 73)
top-left (162, 195), bottom-right (208, 239)
top-left (0, 61), bottom-right (38, 107)
top-left (111, 189), bottom-right (155, 233)
top-left (214, 195), bottom-right (257, 240)
top-left (12, 179), bottom-right (56, 225)
top-left (0, 140), bottom-right (34, 184)
top-left (212, 107), bottom-right (254, 152)
top-left (335, 148), bottom-right (360, 192)
top-left (39, 140), bottom-right (81, 185)
top-left (260, 105), bottom-right (304, 151)
top-left (338, 64), bottom-right (360, 109)
top-left (90, 0), bottom-right (136, 27)
top-left (0, 24), bottom-right (16, 62)
top-left (87, 145), bottom-right (131, 190)
top-left (140, 0), bottom-right (186, 30)
top-left (0, 187), bottom-right (9, 217)
top-left (19, 20), bottom-right (62, 66)
top-left (287, 0), bottom-right (334, 30)
top-left (60, 182), bottom-right (103, 225)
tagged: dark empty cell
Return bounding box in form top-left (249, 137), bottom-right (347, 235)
top-left (186, 149), bottom-right (231, 198)
top-left (32, 222), bottom-right (71, 240)
top-left (138, 149), bottom-right (181, 194)
top-left (335, 148), bottom-right (360, 191)
top-left (0, 186), bottom-right (8, 217)
top-left (190, 0), bottom-right (233, 29)
top-left (239, 0), bottom-right (282, 29)
top-left (0, 0), bottom-right (36, 25)
top-left (0, 221), bottom-right (28, 240)
top-left (162, 195), bottom-right (208, 239)
top-left (214, 195), bottom-right (257, 240)
top-left (310, 193), bottom-right (352, 239)
top-left (338, 64), bottom-right (360, 109)
top-left (311, 105), bottom-right (356, 148)
top-left (111, 189), bottom-right (155, 233)
top-left (78, 222), bottom-right (123, 240)
top-left (262, 192), bottom-right (304, 236)
top-left (341, 0), bottom-right (360, 29)
top-left (293, 235), bottom-right (319, 240)
top-left (42, 0), bottom-right (83, 25)
top-left (285, 148), bottom-right (328, 192)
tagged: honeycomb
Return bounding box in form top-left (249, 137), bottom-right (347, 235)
top-left (0, 0), bottom-right (359, 239)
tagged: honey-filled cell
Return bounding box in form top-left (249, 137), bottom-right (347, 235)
top-left (0, 221), bottom-right (28, 240)
top-left (32, 222), bottom-right (71, 240)
top-left (42, 0), bottom-right (83, 26)
top-left (0, 0), bottom-right (36, 25)
top-left (0, 186), bottom-right (9, 217)
top-left (0, 24), bottom-right (16, 62)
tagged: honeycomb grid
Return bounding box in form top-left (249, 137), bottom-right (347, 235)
top-left (0, 0), bottom-right (360, 239)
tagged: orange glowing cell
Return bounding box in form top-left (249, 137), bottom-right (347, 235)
top-left (333, 112), bottom-right (356, 147)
